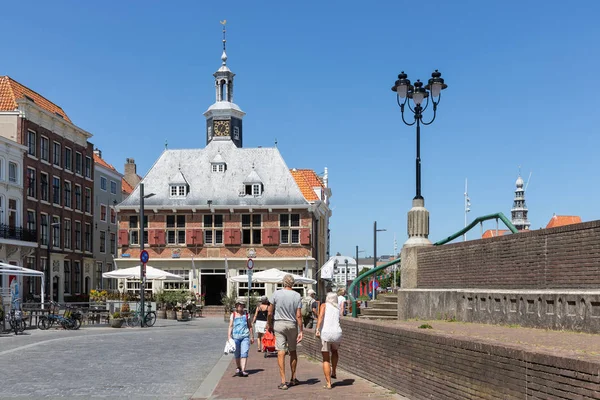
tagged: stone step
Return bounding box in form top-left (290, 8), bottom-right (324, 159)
top-left (359, 308), bottom-right (398, 317)
top-left (201, 306), bottom-right (225, 316)
top-left (365, 301), bottom-right (397, 310)
top-left (358, 315), bottom-right (397, 320)
top-left (376, 294), bottom-right (398, 302)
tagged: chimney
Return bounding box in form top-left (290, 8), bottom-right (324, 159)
top-left (93, 148), bottom-right (102, 158)
top-left (124, 158), bottom-right (141, 187)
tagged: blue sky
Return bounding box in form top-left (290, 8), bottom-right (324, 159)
top-left (2, 1), bottom-right (600, 259)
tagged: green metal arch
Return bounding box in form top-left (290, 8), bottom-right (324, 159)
top-left (433, 212), bottom-right (518, 246)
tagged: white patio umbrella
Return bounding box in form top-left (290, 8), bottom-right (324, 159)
top-left (230, 268), bottom-right (316, 284)
top-left (102, 265), bottom-right (183, 280)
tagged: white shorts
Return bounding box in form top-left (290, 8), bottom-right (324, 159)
top-left (255, 320), bottom-right (267, 334)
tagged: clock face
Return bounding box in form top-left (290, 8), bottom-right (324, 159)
top-left (213, 120), bottom-right (230, 136)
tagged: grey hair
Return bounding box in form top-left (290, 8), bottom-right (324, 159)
top-left (282, 274), bottom-right (295, 288)
top-left (326, 292), bottom-right (338, 308)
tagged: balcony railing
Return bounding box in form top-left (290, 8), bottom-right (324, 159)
top-left (0, 224), bottom-right (37, 242)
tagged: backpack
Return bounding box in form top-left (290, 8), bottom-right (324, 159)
top-left (301, 297), bottom-right (313, 318)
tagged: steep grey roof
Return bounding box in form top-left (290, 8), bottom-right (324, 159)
top-left (119, 141), bottom-right (309, 208)
top-left (169, 169), bottom-right (189, 185)
top-left (244, 170), bottom-right (263, 183)
top-left (211, 153), bottom-right (226, 164)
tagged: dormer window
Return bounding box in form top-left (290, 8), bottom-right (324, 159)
top-left (244, 183), bottom-right (263, 196)
top-left (170, 184), bottom-right (188, 198)
top-left (212, 163), bottom-right (226, 173)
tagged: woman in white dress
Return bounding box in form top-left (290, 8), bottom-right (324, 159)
top-left (315, 292), bottom-right (343, 389)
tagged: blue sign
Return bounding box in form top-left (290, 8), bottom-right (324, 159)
top-left (122, 254), bottom-right (131, 258)
top-left (140, 250), bottom-right (150, 264)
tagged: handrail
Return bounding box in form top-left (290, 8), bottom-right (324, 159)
top-left (348, 257), bottom-right (401, 318)
top-left (433, 212), bottom-right (518, 246)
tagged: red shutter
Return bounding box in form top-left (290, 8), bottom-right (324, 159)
top-left (118, 229), bottom-right (129, 246)
top-left (270, 228), bottom-right (280, 246)
top-left (231, 229), bottom-right (241, 245)
top-left (300, 228), bottom-right (311, 245)
top-left (156, 230), bottom-right (165, 245)
top-left (186, 229), bottom-right (204, 246)
top-left (148, 229), bottom-right (158, 246)
top-left (194, 229), bottom-right (204, 245)
top-left (223, 229), bottom-right (232, 245)
top-left (262, 229), bottom-right (271, 245)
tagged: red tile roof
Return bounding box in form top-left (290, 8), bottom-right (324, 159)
top-left (0, 76), bottom-right (71, 122)
top-left (482, 229), bottom-right (510, 239)
top-left (93, 153), bottom-right (117, 172)
top-left (122, 178), bottom-right (134, 196)
top-left (290, 169), bottom-right (324, 202)
top-left (546, 215), bottom-right (582, 229)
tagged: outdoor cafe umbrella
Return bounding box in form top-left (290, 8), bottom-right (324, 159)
top-left (229, 268), bottom-right (316, 284)
top-left (102, 265), bottom-right (183, 280)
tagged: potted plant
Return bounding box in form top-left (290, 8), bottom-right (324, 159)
top-left (110, 311), bottom-right (124, 328)
top-left (165, 292), bottom-right (177, 320)
top-left (175, 290), bottom-right (191, 321)
top-left (155, 290), bottom-right (167, 319)
top-left (221, 290), bottom-right (237, 322)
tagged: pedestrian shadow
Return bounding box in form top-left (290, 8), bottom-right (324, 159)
top-left (332, 379), bottom-right (355, 387)
top-left (246, 369), bottom-right (264, 375)
top-left (302, 378), bottom-right (320, 386)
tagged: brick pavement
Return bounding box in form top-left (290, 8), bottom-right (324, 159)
top-left (207, 344), bottom-right (406, 400)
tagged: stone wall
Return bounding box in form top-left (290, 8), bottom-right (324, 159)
top-left (417, 220), bottom-right (600, 289)
top-left (397, 289), bottom-right (600, 333)
top-left (300, 318), bottom-right (600, 399)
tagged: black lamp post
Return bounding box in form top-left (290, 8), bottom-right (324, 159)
top-left (392, 70), bottom-right (448, 200)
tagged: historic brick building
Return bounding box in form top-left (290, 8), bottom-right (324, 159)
top-left (0, 76), bottom-right (95, 301)
top-left (114, 37), bottom-right (331, 305)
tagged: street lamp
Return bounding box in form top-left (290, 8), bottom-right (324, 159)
top-left (373, 221), bottom-right (386, 300)
top-left (344, 259), bottom-right (348, 292)
top-left (46, 221), bottom-right (60, 304)
top-left (392, 70), bottom-right (448, 246)
top-left (139, 183), bottom-right (155, 327)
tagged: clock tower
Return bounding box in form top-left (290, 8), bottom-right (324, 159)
top-left (204, 22), bottom-right (245, 148)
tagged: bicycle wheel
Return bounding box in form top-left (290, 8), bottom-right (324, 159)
top-left (17, 319), bottom-right (26, 333)
top-left (127, 315), bottom-right (140, 327)
top-left (38, 316), bottom-right (50, 330)
top-left (72, 318), bottom-right (82, 330)
top-left (144, 312), bottom-right (157, 327)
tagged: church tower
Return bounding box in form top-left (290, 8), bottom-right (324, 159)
top-left (511, 173), bottom-right (531, 230)
top-left (204, 21), bottom-right (246, 148)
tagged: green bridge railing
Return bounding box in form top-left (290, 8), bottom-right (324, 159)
top-left (433, 212), bottom-right (518, 246)
top-left (348, 257), bottom-right (401, 318)
top-left (348, 212), bottom-right (518, 317)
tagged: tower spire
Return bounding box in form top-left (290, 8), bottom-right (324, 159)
top-left (511, 168), bottom-right (531, 231)
top-left (220, 19), bottom-right (227, 66)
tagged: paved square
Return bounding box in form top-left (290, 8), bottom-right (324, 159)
top-left (0, 318), bottom-right (227, 399)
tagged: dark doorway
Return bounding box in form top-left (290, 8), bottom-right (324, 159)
top-left (52, 276), bottom-right (59, 301)
top-left (202, 275), bottom-right (226, 306)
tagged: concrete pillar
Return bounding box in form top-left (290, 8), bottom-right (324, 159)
top-left (401, 198), bottom-right (432, 289)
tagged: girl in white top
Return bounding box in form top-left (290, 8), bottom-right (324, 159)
top-left (315, 292), bottom-right (343, 389)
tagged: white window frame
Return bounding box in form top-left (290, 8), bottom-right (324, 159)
top-left (85, 223), bottom-right (92, 252)
top-left (64, 147), bottom-right (72, 171)
top-left (64, 219), bottom-right (72, 249)
top-left (40, 213), bottom-right (49, 246)
top-left (100, 204), bottom-right (107, 222)
top-left (166, 214), bottom-right (186, 245)
top-left (75, 184), bottom-right (82, 210)
top-left (204, 214), bottom-right (223, 245)
top-left (85, 188), bottom-right (91, 213)
top-left (53, 141), bottom-right (61, 166)
top-left (110, 180), bottom-right (117, 194)
top-left (27, 130), bottom-right (36, 157)
top-left (40, 172), bottom-right (49, 202)
top-left (8, 161), bottom-right (17, 184)
top-left (100, 230), bottom-right (106, 253)
top-left (52, 215), bottom-right (61, 249)
top-left (26, 168), bottom-right (36, 198)
top-left (75, 221), bottom-right (82, 250)
top-left (40, 136), bottom-right (49, 162)
top-left (52, 176), bottom-right (61, 205)
top-left (242, 214), bottom-right (262, 245)
top-left (100, 176), bottom-right (107, 191)
top-left (169, 184), bottom-right (187, 198)
top-left (85, 156), bottom-right (92, 178)
top-left (280, 213), bottom-right (301, 244)
top-left (75, 151), bottom-right (83, 175)
top-left (64, 180), bottom-right (72, 208)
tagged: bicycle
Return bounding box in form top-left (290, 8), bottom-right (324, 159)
top-left (125, 303), bottom-right (156, 327)
top-left (37, 301), bottom-right (80, 330)
top-left (7, 308), bottom-right (26, 335)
